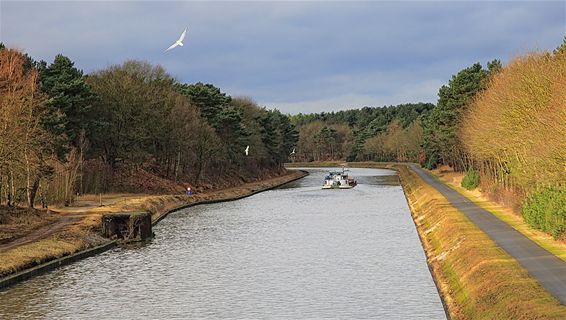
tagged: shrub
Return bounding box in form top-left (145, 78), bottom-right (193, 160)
top-left (522, 185), bottom-right (566, 240)
top-left (461, 168), bottom-right (480, 190)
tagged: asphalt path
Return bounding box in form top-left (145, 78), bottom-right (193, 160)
top-left (409, 164), bottom-right (566, 305)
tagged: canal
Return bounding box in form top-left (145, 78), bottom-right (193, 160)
top-left (0, 168), bottom-right (445, 319)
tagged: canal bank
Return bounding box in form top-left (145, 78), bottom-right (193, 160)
top-left (288, 162), bottom-right (566, 319)
top-left (0, 166), bottom-right (446, 319)
top-left (0, 169), bottom-right (308, 290)
top-left (397, 165), bottom-right (566, 319)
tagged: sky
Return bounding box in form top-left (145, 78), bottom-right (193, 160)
top-left (1, 1), bottom-right (564, 114)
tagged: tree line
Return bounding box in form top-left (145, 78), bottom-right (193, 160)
top-left (458, 41), bottom-right (566, 239)
top-left (290, 103), bottom-right (434, 162)
top-left (292, 38), bottom-right (566, 239)
top-left (0, 45), bottom-right (297, 208)
top-left (423, 40), bottom-right (564, 196)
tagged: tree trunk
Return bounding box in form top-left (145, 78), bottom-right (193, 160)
top-left (165, 156), bottom-right (170, 179)
top-left (65, 169), bottom-right (69, 206)
top-left (28, 176), bottom-right (40, 208)
top-left (8, 170), bottom-right (15, 207)
top-left (195, 152), bottom-right (204, 184)
top-left (174, 149), bottom-right (181, 183)
top-left (25, 149), bottom-right (32, 207)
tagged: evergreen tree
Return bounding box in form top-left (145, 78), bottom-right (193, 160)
top-left (257, 111), bottom-right (277, 163)
top-left (274, 111), bottom-right (298, 164)
top-left (214, 106), bottom-right (248, 161)
top-left (487, 59), bottom-right (503, 75)
top-left (176, 82), bottom-right (231, 127)
top-left (40, 54), bottom-right (97, 157)
top-left (423, 63), bottom-right (489, 169)
top-left (553, 37), bottom-right (566, 55)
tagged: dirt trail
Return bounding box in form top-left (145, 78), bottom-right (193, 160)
top-left (0, 215), bottom-right (82, 251)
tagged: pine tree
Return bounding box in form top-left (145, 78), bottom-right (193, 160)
top-left (40, 54), bottom-right (97, 157)
top-left (423, 63), bottom-right (489, 169)
top-left (176, 82), bottom-right (231, 128)
top-left (553, 36), bottom-right (566, 55)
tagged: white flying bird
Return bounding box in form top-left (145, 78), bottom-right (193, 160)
top-left (165, 27), bottom-right (187, 52)
top-left (291, 148), bottom-right (296, 155)
top-left (245, 145), bottom-right (250, 156)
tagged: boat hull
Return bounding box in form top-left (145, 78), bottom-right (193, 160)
top-left (322, 184), bottom-right (355, 189)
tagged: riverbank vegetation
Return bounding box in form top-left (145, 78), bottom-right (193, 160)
top-left (293, 38), bottom-right (566, 240)
top-left (0, 44), bottom-right (297, 209)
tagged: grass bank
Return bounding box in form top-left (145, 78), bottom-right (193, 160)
top-left (397, 165), bottom-right (566, 319)
top-left (0, 211), bottom-right (106, 279)
top-left (0, 169), bottom-right (307, 282)
top-left (431, 167), bottom-right (566, 263)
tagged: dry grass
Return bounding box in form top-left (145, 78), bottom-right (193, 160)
top-left (431, 166), bottom-right (566, 263)
top-left (0, 207), bottom-right (59, 244)
top-left (398, 165), bottom-right (566, 319)
top-left (0, 216), bottom-right (107, 278)
top-left (0, 237), bottom-right (82, 277)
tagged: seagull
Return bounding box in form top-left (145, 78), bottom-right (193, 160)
top-left (245, 145), bottom-right (249, 156)
top-left (290, 148), bottom-right (296, 155)
top-left (165, 27), bottom-right (188, 52)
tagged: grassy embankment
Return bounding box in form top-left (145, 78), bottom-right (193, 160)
top-left (398, 165), bottom-right (566, 319)
top-left (0, 207), bottom-right (105, 279)
top-left (288, 161), bottom-right (566, 318)
top-left (431, 167), bottom-right (566, 263)
top-left (0, 170), bottom-right (306, 279)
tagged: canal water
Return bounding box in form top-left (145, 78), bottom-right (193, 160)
top-left (0, 168), bottom-right (445, 319)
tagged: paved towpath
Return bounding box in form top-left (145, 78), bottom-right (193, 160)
top-left (409, 164), bottom-right (566, 305)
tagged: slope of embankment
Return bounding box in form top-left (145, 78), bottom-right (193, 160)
top-left (397, 165), bottom-right (566, 319)
top-left (431, 167), bottom-right (566, 263)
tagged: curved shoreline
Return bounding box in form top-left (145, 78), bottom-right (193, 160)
top-left (153, 170), bottom-right (308, 225)
top-left (0, 170), bottom-right (308, 291)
